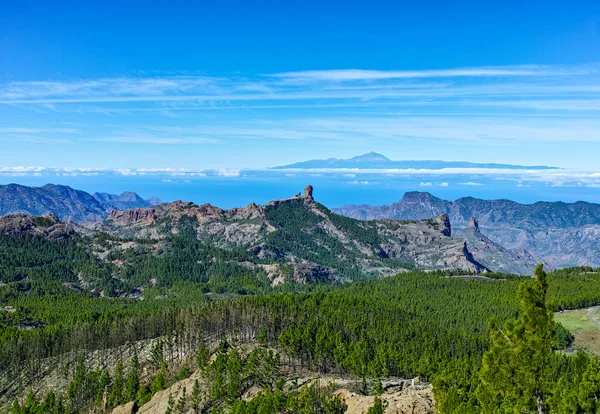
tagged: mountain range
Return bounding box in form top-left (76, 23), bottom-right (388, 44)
top-left (0, 183), bottom-right (159, 222)
top-left (273, 152), bottom-right (557, 170)
top-left (2, 182), bottom-right (599, 275)
top-left (0, 186), bottom-right (487, 298)
top-left (333, 191), bottom-right (600, 269)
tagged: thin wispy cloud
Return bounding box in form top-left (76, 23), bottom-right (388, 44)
top-left (2, 63), bottom-right (600, 171)
top-left (268, 64), bottom-right (600, 82)
top-left (1, 64), bottom-right (600, 109)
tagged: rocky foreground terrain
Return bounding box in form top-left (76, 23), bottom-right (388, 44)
top-left (334, 191), bottom-right (600, 270)
top-left (113, 370), bottom-right (433, 414)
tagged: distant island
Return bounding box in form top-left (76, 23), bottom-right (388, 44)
top-left (273, 151), bottom-right (558, 170)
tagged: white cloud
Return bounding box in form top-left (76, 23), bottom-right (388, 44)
top-left (268, 64), bottom-right (600, 82)
top-left (459, 182), bottom-right (484, 186)
top-left (440, 182), bottom-right (449, 187)
top-left (419, 182), bottom-right (433, 187)
top-left (347, 180), bottom-right (379, 185)
top-left (216, 169), bottom-right (241, 177)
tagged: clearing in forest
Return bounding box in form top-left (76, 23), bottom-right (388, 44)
top-left (555, 306), bottom-right (600, 356)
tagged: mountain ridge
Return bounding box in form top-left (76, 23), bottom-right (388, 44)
top-left (273, 152), bottom-right (558, 170)
top-left (0, 183), bottom-right (160, 222)
top-left (333, 191), bottom-right (600, 269)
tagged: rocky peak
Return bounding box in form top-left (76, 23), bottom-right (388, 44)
top-left (304, 185), bottom-right (314, 200)
top-left (0, 214), bottom-right (74, 240)
top-left (468, 216), bottom-right (480, 232)
top-left (435, 214), bottom-right (451, 237)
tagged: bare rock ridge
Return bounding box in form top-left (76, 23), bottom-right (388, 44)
top-left (333, 191), bottom-right (600, 271)
top-left (99, 185), bottom-right (487, 279)
top-left (0, 213), bottom-right (74, 240)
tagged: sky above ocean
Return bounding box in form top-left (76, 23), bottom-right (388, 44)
top-left (2, 0), bottom-right (600, 205)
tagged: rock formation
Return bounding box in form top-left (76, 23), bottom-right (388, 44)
top-left (0, 214), bottom-right (74, 240)
top-left (435, 214), bottom-right (451, 237)
top-left (304, 185), bottom-right (314, 200)
top-left (468, 216), bottom-right (479, 232)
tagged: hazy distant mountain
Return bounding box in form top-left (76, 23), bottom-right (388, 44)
top-left (273, 152), bottom-right (557, 170)
top-left (93, 191), bottom-right (155, 211)
top-left (334, 191), bottom-right (600, 270)
top-left (0, 184), bottom-right (158, 222)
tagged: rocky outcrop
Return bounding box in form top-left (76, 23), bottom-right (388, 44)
top-left (0, 214), bottom-right (74, 240)
top-left (334, 191), bottom-right (600, 270)
top-left (304, 184), bottom-right (314, 200)
top-left (96, 186), bottom-right (487, 281)
top-left (468, 216), bottom-right (479, 232)
top-left (457, 220), bottom-right (543, 275)
top-left (435, 214), bottom-right (451, 237)
top-left (109, 208), bottom-right (159, 226)
top-left (112, 368), bottom-right (434, 414)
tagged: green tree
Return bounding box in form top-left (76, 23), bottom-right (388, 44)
top-left (191, 379), bottom-right (202, 413)
top-left (151, 361), bottom-right (169, 393)
top-left (197, 342), bottom-right (211, 369)
top-left (108, 360), bottom-right (125, 407)
top-left (478, 264), bottom-right (555, 414)
top-left (367, 396), bottom-right (387, 414)
top-left (124, 352), bottom-right (140, 402)
top-left (176, 387), bottom-right (188, 413)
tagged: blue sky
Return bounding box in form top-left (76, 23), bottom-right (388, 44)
top-left (2, 1), bottom-right (600, 205)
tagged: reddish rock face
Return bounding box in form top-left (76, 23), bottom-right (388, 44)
top-left (304, 185), bottom-right (314, 199)
top-left (109, 208), bottom-right (158, 225)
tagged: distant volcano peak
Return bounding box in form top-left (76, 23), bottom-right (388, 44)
top-left (349, 152), bottom-right (391, 162)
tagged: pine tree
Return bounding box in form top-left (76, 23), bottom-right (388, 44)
top-left (108, 360), bottom-right (124, 407)
top-left (197, 342), bottom-right (211, 369)
top-left (165, 393), bottom-right (175, 414)
top-left (191, 379), bottom-right (202, 413)
top-left (176, 387), bottom-right (188, 413)
top-left (124, 352), bottom-right (140, 402)
top-left (151, 361), bottom-right (168, 393)
top-left (478, 264), bottom-right (555, 414)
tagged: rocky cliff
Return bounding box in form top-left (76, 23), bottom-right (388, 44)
top-left (334, 192), bottom-right (600, 270)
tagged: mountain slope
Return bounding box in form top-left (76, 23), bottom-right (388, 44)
top-left (456, 217), bottom-right (544, 275)
top-left (274, 152), bottom-right (557, 170)
top-left (98, 186), bottom-right (486, 285)
top-left (0, 186), bottom-right (489, 299)
top-left (0, 183), bottom-right (155, 221)
top-left (334, 192), bottom-right (600, 269)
